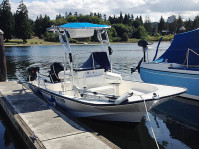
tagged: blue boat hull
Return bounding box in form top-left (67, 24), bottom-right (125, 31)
top-left (140, 67), bottom-right (199, 100)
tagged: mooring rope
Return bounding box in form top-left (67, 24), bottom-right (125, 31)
top-left (140, 95), bottom-right (160, 149)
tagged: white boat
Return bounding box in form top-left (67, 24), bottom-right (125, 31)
top-left (27, 23), bottom-right (186, 122)
top-left (136, 29), bottom-right (199, 101)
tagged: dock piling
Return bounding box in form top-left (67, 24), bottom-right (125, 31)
top-left (0, 29), bottom-right (7, 82)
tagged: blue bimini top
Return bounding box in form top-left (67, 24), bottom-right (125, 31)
top-left (60, 22), bottom-right (111, 29)
top-left (157, 29), bottom-right (199, 65)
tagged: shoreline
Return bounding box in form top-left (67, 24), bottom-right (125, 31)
top-left (4, 41), bottom-right (170, 47)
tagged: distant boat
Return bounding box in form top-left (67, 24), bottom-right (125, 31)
top-left (26, 22), bottom-right (186, 122)
top-left (137, 29), bottom-right (199, 100)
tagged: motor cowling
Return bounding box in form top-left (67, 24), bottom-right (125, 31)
top-left (138, 40), bottom-right (150, 48)
top-left (138, 40), bottom-right (152, 62)
top-left (27, 67), bottom-right (40, 81)
top-left (49, 62), bottom-right (64, 83)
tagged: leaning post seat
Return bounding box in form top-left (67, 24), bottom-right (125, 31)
top-left (74, 69), bottom-right (106, 89)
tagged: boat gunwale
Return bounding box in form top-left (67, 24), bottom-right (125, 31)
top-left (141, 65), bottom-right (199, 76)
top-left (28, 83), bottom-right (185, 107)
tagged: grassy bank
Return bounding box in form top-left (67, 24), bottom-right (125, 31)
top-left (4, 35), bottom-right (174, 46)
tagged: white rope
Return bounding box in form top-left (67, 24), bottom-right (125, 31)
top-left (183, 48), bottom-right (199, 66)
top-left (140, 95), bottom-right (160, 149)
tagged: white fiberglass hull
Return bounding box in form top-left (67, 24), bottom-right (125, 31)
top-left (28, 82), bottom-right (185, 122)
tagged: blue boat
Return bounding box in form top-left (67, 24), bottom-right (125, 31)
top-left (138, 29), bottom-right (199, 100)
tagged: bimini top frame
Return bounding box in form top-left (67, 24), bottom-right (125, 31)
top-left (47, 22), bottom-right (112, 93)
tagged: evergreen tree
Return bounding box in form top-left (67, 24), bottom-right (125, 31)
top-left (130, 14), bottom-right (134, 21)
top-left (0, 0), bottom-right (14, 41)
top-left (121, 32), bottom-right (128, 41)
top-left (144, 16), bottom-right (152, 33)
top-left (136, 26), bottom-right (148, 39)
top-left (133, 16), bottom-right (142, 28)
top-left (34, 15), bottom-right (51, 38)
top-left (184, 19), bottom-right (193, 31)
top-left (158, 16), bottom-right (166, 34)
top-left (168, 19), bottom-right (177, 34)
top-left (139, 15), bottom-right (143, 25)
top-left (123, 14), bottom-right (131, 25)
top-left (176, 15), bottom-right (184, 33)
top-left (119, 12), bottom-right (123, 23)
top-left (192, 16), bottom-right (199, 29)
top-left (14, 1), bottom-right (32, 42)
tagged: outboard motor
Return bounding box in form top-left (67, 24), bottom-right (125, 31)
top-left (27, 67), bottom-right (40, 81)
top-left (49, 62), bottom-right (64, 83)
top-left (138, 40), bottom-right (151, 62)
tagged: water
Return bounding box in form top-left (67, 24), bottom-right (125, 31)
top-left (2, 42), bottom-right (199, 149)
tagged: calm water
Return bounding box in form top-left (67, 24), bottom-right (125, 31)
top-left (1, 42), bottom-right (199, 149)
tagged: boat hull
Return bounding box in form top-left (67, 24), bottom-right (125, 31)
top-left (28, 84), bottom-right (169, 122)
top-left (140, 63), bottom-right (199, 100)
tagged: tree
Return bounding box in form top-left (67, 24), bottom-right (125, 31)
top-left (144, 16), bottom-right (152, 33)
top-left (133, 16), bottom-right (143, 28)
top-left (119, 12), bottom-right (123, 23)
top-left (112, 23), bottom-right (132, 38)
top-left (0, 0), bottom-right (14, 41)
top-left (34, 15), bottom-right (51, 38)
top-left (121, 32), bottom-right (128, 41)
top-left (14, 1), bottom-right (32, 42)
top-left (134, 26), bottom-right (148, 39)
top-left (192, 16), bottom-right (199, 30)
top-left (158, 16), bottom-right (166, 34)
top-left (176, 15), bottom-right (184, 33)
top-left (184, 19), bottom-right (193, 31)
top-left (123, 14), bottom-right (131, 25)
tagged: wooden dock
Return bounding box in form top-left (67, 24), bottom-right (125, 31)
top-left (0, 81), bottom-right (112, 149)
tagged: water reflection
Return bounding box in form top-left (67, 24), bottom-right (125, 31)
top-left (0, 109), bottom-right (27, 149)
top-left (79, 118), bottom-right (161, 149)
top-left (150, 97), bottom-right (199, 149)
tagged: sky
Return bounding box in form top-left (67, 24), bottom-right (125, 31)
top-left (9, 0), bottom-right (199, 22)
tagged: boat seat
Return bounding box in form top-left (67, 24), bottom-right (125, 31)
top-left (74, 69), bottom-right (108, 89)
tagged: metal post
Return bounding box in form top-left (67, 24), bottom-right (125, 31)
top-left (104, 29), bottom-right (113, 72)
top-left (64, 30), bottom-right (74, 90)
top-left (0, 29), bottom-right (7, 82)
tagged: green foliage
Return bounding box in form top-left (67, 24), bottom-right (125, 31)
top-left (133, 16), bottom-right (143, 28)
top-left (192, 16), bottom-right (199, 29)
top-left (158, 16), bottom-right (167, 34)
top-left (44, 32), bottom-right (59, 42)
top-left (121, 32), bottom-right (128, 41)
top-left (1, 2), bottom-right (199, 44)
top-left (112, 37), bottom-right (121, 42)
top-left (144, 16), bottom-right (152, 34)
top-left (0, 0), bottom-right (14, 40)
top-left (34, 15), bottom-right (51, 38)
top-left (176, 15), bottom-right (184, 33)
top-left (14, 1), bottom-right (32, 42)
top-left (184, 19), bottom-right (193, 31)
top-left (66, 16), bottom-right (77, 23)
top-left (135, 26), bottom-right (148, 39)
top-left (168, 20), bottom-right (177, 34)
top-left (112, 23), bottom-right (133, 38)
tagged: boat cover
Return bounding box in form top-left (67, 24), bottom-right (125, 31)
top-left (157, 29), bottom-right (199, 65)
top-left (59, 23), bottom-right (111, 38)
top-left (81, 52), bottom-right (110, 71)
top-left (60, 23), bottom-right (110, 29)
